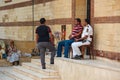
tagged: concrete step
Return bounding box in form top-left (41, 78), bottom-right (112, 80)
top-left (0, 59), bottom-right (11, 67)
top-left (0, 72), bottom-right (15, 80)
top-left (46, 55), bottom-right (120, 72)
top-left (3, 68), bottom-right (33, 80)
top-left (22, 62), bottom-right (59, 76)
top-left (97, 57), bottom-right (120, 68)
top-left (13, 66), bottom-right (60, 80)
top-left (53, 56), bottom-right (120, 80)
top-left (0, 57), bottom-right (32, 67)
top-left (31, 59), bottom-right (56, 70)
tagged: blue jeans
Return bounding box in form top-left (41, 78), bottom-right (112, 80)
top-left (57, 39), bottom-right (74, 58)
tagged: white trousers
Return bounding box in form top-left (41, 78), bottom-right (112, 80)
top-left (71, 41), bottom-right (90, 57)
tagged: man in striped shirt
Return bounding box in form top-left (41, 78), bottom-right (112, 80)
top-left (57, 18), bottom-right (83, 58)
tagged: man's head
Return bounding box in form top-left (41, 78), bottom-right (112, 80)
top-left (10, 40), bottom-right (14, 46)
top-left (75, 18), bottom-right (81, 25)
top-left (83, 19), bottom-right (90, 26)
top-left (40, 18), bottom-right (46, 24)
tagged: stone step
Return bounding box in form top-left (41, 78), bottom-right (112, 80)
top-left (0, 59), bottom-right (11, 67)
top-left (0, 72), bottom-right (15, 80)
top-left (46, 55), bottom-right (120, 72)
top-left (33, 56), bottom-right (54, 64)
top-left (13, 66), bottom-right (60, 80)
top-left (3, 68), bottom-right (33, 80)
top-left (53, 56), bottom-right (120, 80)
top-left (31, 59), bottom-right (56, 70)
top-left (22, 62), bottom-right (59, 76)
top-left (97, 57), bottom-right (120, 68)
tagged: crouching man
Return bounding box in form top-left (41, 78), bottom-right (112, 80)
top-left (71, 19), bottom-right (93, 59)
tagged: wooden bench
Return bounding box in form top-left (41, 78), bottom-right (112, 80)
top-left (69, 44), bottom-right (95, 59)
top-left (69, 37), bottom-right (95, 59)
top-left (81, 43), bottom-right (95, 59)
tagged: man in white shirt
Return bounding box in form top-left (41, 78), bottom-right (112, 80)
top-left (71, 19), bottom-right (93, 59)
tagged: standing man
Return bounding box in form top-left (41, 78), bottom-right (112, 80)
top-left (71, 19), bottom-right (93, 59)
top-left (57, 18), bottom-right (83, 58)
top-left (36, 18), bottom-right (55, 69)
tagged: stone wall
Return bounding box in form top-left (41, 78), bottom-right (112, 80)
top-left (0, 0), bottom-right (73, 53)
top-left (75, 0), bottom-right (87, 20)
top-left (94, 0), bottom-right (120, 17)
top-left (92, 0), bottom-right (120, 60)
top-left (54, 57), bottom-right (120, 80)
top-left (0, 0), bottom-right (120, 60)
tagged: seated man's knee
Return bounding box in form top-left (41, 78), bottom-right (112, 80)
top-left (72, 42), bottom-right (82, 47)
top-left (58, 41), bottom-right (63, 45)
top-left (71, 43), bottom-right (76, 47)
top-left (65, 40), bottom-right (72, 46)
top-left (58, 40), bottom-right (65, 46)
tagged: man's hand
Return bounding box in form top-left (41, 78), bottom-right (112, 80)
top-left (75, 35), bottom-right (88, 42)
top-left (35, 34), bottom-right (39, 44)
top-left (75, 39), bottom-right (79, 42)
top-left (49, 33), bottom-right (55, 46)
top-left (68, 35), bottom-right (72, 39)
top-left (69, 35), bottom-right (76, 39)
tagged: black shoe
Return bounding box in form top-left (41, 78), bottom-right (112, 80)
top-left (72, 55), bottom-right (81, 60)
top-left (50, 62), bottom-right (54, 64)
top-left (80, 55), bottom-right (83, 59)
top-left (42, 66), bottom-right (46, 69)
top-left (12, 62), bottom-right (15, 65)
top-left (42, 63), bottom-right (46, 69)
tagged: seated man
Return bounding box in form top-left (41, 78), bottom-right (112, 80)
top-left (57, 18), bottom-right (83, 58)
top-left (71, 19), bottom-right (93, 59)
top-left (0, 45), bottom-right (5, 59)
top-left (0, 40), bottom-right (6, 50)
top-left (7, 40), bottom-right (21, 65)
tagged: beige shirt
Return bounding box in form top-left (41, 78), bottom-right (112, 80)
top-left (0, 49), bottom-right (5, 54)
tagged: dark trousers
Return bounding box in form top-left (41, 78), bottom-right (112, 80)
top-left (57, 39), bottom-right (74, 58)
top-left (37, 42), bottom-right (55, 66)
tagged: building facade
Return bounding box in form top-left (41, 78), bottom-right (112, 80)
top-left (0, 0), bottom-right (120, 61)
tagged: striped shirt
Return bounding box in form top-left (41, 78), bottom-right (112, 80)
top-left (72, 24), bottom-right (83, 39)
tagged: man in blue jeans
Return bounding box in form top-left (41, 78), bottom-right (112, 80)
top-left (57, 18), bottom-right (83, 58)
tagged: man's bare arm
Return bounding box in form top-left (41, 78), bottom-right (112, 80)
top-left (68, 34), bottom-right (72, 39)
top-left (36, 34), bottom-right (39, 44)
top-left (49, 32), bottom-right (54, 45)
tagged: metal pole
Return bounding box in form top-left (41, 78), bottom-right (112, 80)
top-left (32, 0), bottom-right (34, 41)
top-left (87, 0), bottom-right (91, 22)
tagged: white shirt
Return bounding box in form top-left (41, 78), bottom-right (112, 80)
top-left (87, 24), bottom-right (93, 36)
top-left (87, 24), bottom-right (93, 41)
top-left (81, 24), bottom-right (93, 41)
top-left (81, 26), bottom-right (88, 38)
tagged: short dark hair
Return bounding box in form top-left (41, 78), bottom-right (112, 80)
top-left (75, 18), bottom-right (81, 23)
top-left (85, 19), bottom-right (90, 24)
top-left (40, 18), bottom-right (46, 24)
